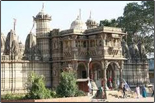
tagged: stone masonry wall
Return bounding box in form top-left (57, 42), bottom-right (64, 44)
top-left (123, 63), bottom-right (150, 86)
top-left (1, 60), bottom-right (51, 95)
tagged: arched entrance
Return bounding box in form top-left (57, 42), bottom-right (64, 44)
top-left (77, 63), bottom-right (87, 79)
top-left (89, 62), bottom-right (103, 96)
top-left (76, 63), bottom-right (88, 92)
top-left (106, 62), bottom-right (119, 89)
top-left (90, 63), bottom-right (102, 87)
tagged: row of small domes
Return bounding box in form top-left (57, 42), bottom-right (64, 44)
top-left (70, 14), bottom-right (98, 30)
top-left (35, 6), bottom-right (98, 30)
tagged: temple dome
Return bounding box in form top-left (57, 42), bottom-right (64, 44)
top-left (34, 4), bottom-right (51, 20)
top-left (37, 10), bottom-right (46, 16)
top-left (86, 18), bottom-right (97, 24)
top-left (86, 12), bottom-right (98, 29)
top-left (70, 16), bottom-right (86, 30)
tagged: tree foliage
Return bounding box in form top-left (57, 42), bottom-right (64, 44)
top-left (121, 1), bottom-right (154, 54)
top-left (56, 71), bottom-right (80, 97)
top-left (99, 19), bottom-right (118, 27)
top-left (25, 71), bottom-right (51, 99)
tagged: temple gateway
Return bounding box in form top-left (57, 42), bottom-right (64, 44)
top-left (1, 5), bottom-right (150, 95)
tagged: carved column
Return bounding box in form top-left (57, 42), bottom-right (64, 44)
top-left (119, 68), bottom-right (123, 88)
top-left (101, 60), bottom-right (108, 99)
top-left (103, 68), bottom-right (107, 89)
top-left (72, 61), bottom-right (78, 72)
top-left (71, 35), bottom-right (77, 59)
top-left (119, 61), bottom-right (124, 88)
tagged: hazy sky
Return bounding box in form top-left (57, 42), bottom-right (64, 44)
top-left (1, 1), bottom-right (140, 44)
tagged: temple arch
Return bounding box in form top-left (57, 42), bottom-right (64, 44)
top-left (106, 62), bottom-right (120, 89)
top-left (77, 63), bottom-right (87, 79)
top-left (90, 62), bottom-right (102, 88)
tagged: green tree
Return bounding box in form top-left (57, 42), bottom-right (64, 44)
top-left (121, 1), bottom-right (154, 54)
top-left (56, 71), bottom-right (78, 97)
top-left (25, 71), bottom-right (51, 99)
top-left (99, 19), bottom-right (118, 27)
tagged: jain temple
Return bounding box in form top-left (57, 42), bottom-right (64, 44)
top-left (1, 5), bottom-right (150, 95)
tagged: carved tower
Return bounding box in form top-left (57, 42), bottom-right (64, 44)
top-left (33, 3), bottom-right (52, 61)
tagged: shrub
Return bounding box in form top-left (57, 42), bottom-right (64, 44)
top-left (1, 93), bottom-right (13, 100)
top-left (50, 90), bottom-right (57, 98)
top-left (56, 71), bottom-right (78, 97)
top-left (1, 93), bottom-right (24, 100)
top-left (24, 71), bottom-right (51, 99)
top-left (75, 90), bottom-right (86, 97)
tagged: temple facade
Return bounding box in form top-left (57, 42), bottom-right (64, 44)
top-left (1, 5), bottom-right (150, 94)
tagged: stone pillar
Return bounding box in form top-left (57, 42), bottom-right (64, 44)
top-left (72, 61), bottom-right (78, 77)
top-left (71, 35), bottom-right (77, 59)
top-left (101, 60), bottom-right (108, 99)
top-left (119, 69), bottom-right (123, 88)
top-left (119, 61), bottom-right (124, 89)
top-left (103, 69), bottom-right (107, 89)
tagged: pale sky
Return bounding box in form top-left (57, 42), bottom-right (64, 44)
top-left (1, 1), bottom-right (141, 44)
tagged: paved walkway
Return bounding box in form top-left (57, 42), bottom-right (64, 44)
top-left (92, 97), bottom-right (154, 102)
top-left (106, 97), bottom-right (154, 102)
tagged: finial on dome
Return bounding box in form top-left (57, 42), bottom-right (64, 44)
top-left (89, 11), bottom-right (92, 19)
top-left (42, 3), bottom-right (44, 11)
top-left (79, 9), bottom-right (81, 19)
top-left (13, 18), bottom-right (16, 33)
top-left (76, 15), bottom-right (80, 20)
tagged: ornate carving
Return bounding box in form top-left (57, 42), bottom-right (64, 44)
top-left (104, 60), bottom-right (109, 69)
top-left (52, 29), bottom-right (59, 36)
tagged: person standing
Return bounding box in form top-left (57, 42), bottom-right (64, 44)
top-left (108, 77), bottom-right (112, 90)
top-left (124, 82), bottom-right (130, 91)
top-left (117, 79), bottom-right (120, 89)
top-left (142, 85), bottom-right (147, 98)
top-left (122, 85), bottom-right (126, 98)
top-left (99, 85), bottom-right (103, 99)
top-left (135, 85), bottom-right (140, 98)
top-left (88, 80), bottom-right (92, 95)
